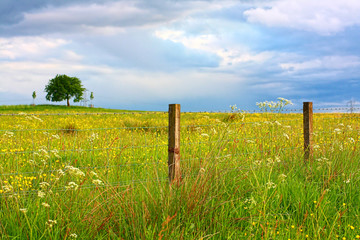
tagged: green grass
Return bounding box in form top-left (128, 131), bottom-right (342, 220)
top-left (0, 104), bottom-right (146, 113)
top-left (0, 105), bottom-right (359, 239)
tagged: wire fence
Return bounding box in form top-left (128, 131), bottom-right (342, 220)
top-left (0, 104), bottom-right (359, 198)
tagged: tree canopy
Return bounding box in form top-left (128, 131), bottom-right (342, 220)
top-left (45, 74), bottom-right (85, 107)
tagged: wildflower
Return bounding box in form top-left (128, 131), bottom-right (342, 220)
top-left (266, 181), bottom-right (277, 189)
top-left (38, 191), bottom-right (46, 198)
top-left (57, 169), bottom-right (65, 176)
top-left (283, 133), bottom-right (289, 139)
top-left (278, 174), bottom-right (287, 182)
top-left (92, 179), bottom-right (103, 185)
top-left (42, 202), bottom-right (50, 208)
top-left (334, 128), bottom-right (341, 134)
top-left (70, 233), bottom-right (78, 239)
top-left (201, 133), bottom-right (209, 138)
top-left (65, 166), bottom-right (85, 177)
top-left (51, 149), bottom-right (61, 158)
top-left (344, 179), bottom-right (351, 184)
top-left (66, 182), bottom-right (79, 190)
top-left (3, 131), bottom-right (14, 137)
top-left (39, 182), bottom-right (50, 189)
top-left (45, 219), bottom-right (57, 228)
top-left (90, 171), bottom-right (98, 177)
top-left (19, 208), bottom-right (27, 213)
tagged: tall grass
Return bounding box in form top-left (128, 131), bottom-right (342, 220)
top-left (0, 106), bottom-right (359, 239)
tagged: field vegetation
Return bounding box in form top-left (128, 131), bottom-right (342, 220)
top-left (0, 103), bottom-right (359, 239)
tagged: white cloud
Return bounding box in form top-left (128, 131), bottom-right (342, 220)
top-left (244, 0), bottom-right (360, 35)
top-left (3, 0), bottom-right (239, 36)
top-left (0, 37), bottom-right (67, 60)
top-left (154, 29), bottom-right (273, 66)
top-left (280, 56), bottom-right (360, 72)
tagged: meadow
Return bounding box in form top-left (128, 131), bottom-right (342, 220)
top-left (0, 103), bottom-right (359, 239)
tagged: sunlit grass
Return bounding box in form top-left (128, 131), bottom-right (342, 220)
top-left (0, 105), bottom-right (359, 239)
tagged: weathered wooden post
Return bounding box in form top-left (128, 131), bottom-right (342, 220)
top-left (168, 104), bottom-right (181, 183)
top-left (303, 102), bottom-right (313, 162)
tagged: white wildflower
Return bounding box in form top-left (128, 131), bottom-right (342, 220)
top-left (69, 233), bottom-right (78, 239)
top-left (39, 182), bottom-right (50, 189)
top-left (52, 134), bottom-right (60, 139)
top-left (92, 179), bottom-right (103, 185)
top-left (57, 169), bottom-right (65, 176)
top-left (3, 131), bottom-right (14, 137)
top-left (51, 149), bottom-right (61, 158)
top-left (66, 182), bottom-right (79, 190)
top-left (19, 208), bottom-right (27, 213)
top-left (65, 166), bottom-right (85, 177)
top-left (38, 191), bottom-right (46, 198)
top-left (266, 181), bottom-right (277, 189)
top-left (89, 133), bottom-right (99, 142)
top-left (334, 128), bottom-right (341, 134)
top-left (316, 157), bottom-right (328, 162)
top-left (278, 174), bottom-right (287, 182)
top-left (2, 184), bottom-right (13, 193)
top-left (90, 171), bottom-right (98, 177)
top-left (344, 179), bottom-right (351, 184)
top-left (201, 133), bottom-right (209, 138)
top-left (46, 219), bottom-right (57, 228)
top-left (42, 202), bottom-right (50, 208)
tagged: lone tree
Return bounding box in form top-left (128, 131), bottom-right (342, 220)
top-left (45, 74), bottom-right (85, 107)
top-left (32, 91), bottom-right (36, 105)
top-left (90, 92), bottom-right (94, 104)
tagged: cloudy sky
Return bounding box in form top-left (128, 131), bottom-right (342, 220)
top-left (1, 0), bottom-right (359, 111)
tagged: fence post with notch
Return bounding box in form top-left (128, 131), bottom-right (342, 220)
top-left (168, 104), bottom-right (181, 183)
top-left (303, 102), bottom-right (313, 162)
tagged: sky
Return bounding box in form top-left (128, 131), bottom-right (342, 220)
top-left (0, 0), bottom-right (360, 111)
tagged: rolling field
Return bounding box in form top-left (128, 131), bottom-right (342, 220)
top-left (0, 104), bottom-right (360, 239)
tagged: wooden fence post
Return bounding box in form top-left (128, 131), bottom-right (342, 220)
top-left (303, 102), bottom-right (313, 162)
top-left (168, 104), bottom-right (181, 183)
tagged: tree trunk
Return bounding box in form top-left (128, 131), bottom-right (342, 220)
top-left (67, 98), bottom-right (70, 107)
